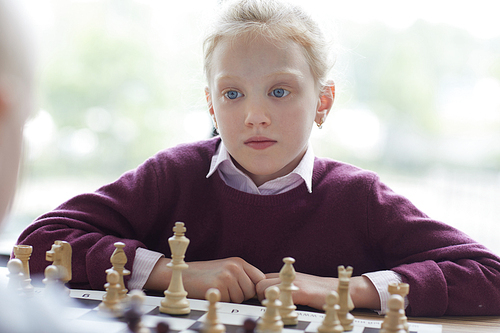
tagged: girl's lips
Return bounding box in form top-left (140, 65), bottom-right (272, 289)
top-left (244, 137), bottom-right (277, 150)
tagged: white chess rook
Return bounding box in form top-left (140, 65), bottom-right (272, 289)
top-left (388, 283), bottom-right (409, 333)
top-left (336, 265), bottom-right (354, 331)
top-left (13, 245), bottom-right (34, 296)
top-left (160, 221), bottom-right (191, 315)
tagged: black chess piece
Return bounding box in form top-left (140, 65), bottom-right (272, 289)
top-left (243, 318), bottom-right (257, 333)
top-left (156, 321), bottom-right (170, 333)
top-left (123, 303), bottom-right (141, 332)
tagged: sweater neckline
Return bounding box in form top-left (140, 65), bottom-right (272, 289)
top-left (212, 170), bottom-right (312, 206)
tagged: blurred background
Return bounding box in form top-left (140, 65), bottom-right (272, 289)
top-left (2, 0), bottom-right (499, 255)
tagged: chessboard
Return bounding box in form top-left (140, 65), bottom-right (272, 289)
top-left (64, 289), bottom-right (442, 333)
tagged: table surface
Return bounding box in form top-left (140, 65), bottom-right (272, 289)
top-left (351, 309), bottom-right (500, 333)
top-left (0, 266), bottom-right (499, 332)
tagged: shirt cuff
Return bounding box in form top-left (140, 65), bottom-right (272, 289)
top-left (128, 248), bottom-right (164, 291)
top-left (362, 270), bottom-right (409, 315)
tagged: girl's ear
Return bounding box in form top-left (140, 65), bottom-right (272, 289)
top-left (315, 81), bottom-right (335, 126)
top-left (205, 87), bottom-right (214, 117)
top-left (205, 87), bottom-right (218, 131)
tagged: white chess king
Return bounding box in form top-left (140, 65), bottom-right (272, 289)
top-left (160, 221), bottom-right (191, 315)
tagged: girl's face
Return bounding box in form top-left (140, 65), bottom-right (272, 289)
top-left (206, 34), bottom-right (333, 187)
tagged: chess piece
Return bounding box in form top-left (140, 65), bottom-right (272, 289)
top-left (46, 240), bottom-right (72, 283)
top-left (388, 283), bottom-right (409, 333)
top-left (317, 291), bottom-right (344, 333)
top-left (204, 288), bottom-right (226, 333)
top-left (278, 257), bottom-right (299, 326)
top-left (160, 222), bottom-right (191, 315)
top-left (380, 295), bottom-right (406, 333)
top-left (242, 318), bottom-right (257, 333)
top-left (13, 244), bottom-right (34, 297)
top-left (98, 269), bottom-right (123, 317)
top-left (336, 265), bottom-right (354, 331)
top-left (43, 264), bottom-right (70, 296)
top-left (7, 258), bottom-right (25, 294)
top-left (156, 322), bottom-right (170, 333)
top-left (107, 242), bottom-right (131, 299)
top-left (257, 286), bottom-right (283, 333)
top-left (124, 290), bottom-right (151, 333)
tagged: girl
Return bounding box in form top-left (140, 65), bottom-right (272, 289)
top-left (16, 0), bottom-right (500, 317)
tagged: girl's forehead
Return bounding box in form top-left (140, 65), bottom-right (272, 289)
top-left (210, 34), bottom-right (313, 82)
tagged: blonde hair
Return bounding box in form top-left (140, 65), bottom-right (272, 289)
top-left (203, 0), bottom-right (333, 89)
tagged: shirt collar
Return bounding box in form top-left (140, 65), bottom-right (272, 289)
top-left (206, 140), bottom-right (315, 193)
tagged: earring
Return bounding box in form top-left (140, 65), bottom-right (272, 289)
top-left (316, 117), bottom-right (324, 129)
top-left (211, 115), bottom-right (219, 133)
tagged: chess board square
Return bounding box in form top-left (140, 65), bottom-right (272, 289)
top-left (71, 297), bottom-right (101, 309)
top-left (190, 321), bottom-right (243, 333)
top-left (288, 320), bottom-right (310, 330)
top-left (142, 314), bottom-right (196, 331)
top-left (145, 308), bottom-right (206, 320)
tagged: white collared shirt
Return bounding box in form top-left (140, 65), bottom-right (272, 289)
top-left (206, 141), bottom-right (314, 195)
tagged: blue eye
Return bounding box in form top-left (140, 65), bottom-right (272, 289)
top-left (271, 88), bottom-right (290, 98)
top-left (225, 90), bottom-right (242, 100)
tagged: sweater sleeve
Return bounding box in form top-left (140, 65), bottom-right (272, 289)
top-left (15, 155), bottom-right (164, 291)
top-left (366, 175), bottom-right (500, 316)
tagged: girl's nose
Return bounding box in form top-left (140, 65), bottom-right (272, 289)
top-left (244, 97), bottom-right (271, 128)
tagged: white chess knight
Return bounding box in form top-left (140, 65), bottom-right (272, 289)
top-left (160, 221), bottom-right (191, 315)
top-left (46, 240), bottom-right (72, 283)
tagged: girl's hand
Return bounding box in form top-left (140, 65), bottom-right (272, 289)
top-left (255, 272), bottom-right (380, 311)
top-left (145, 257), bottom-right (266, 303)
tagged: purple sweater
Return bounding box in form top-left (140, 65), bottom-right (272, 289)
top-left (17, 138), bottom-right (500, 317)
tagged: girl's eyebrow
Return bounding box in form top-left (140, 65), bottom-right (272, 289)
top-left (265, 69), bottom-right (304, 79)
top-left (215, 69), bottom-right (304, 83)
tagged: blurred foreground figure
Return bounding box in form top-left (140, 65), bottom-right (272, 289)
top-left (0, 1), bottom-right (108, 332)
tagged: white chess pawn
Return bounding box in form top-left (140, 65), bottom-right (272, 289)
top-left (43, 264), bottom-right (69, 296)
top-left (204, 288), bottom-right (226, 333)
top-left (98, 269), bottom-right (123, 317)
top-left (258, 286), bottom-right (283, 333)
top-left (380, 295), bottom-right (407, 333)
top-left (7, 259), bottom-right (25, 295)
top-left (317, 291), bottom-right (344, 333)
top-left (278, 257), bottom-right (299, 326)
